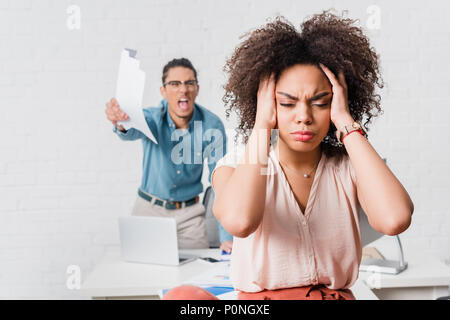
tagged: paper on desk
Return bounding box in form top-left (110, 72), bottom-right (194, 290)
top-left (115, 48), bottom-right (157, 144)
top-left (183, 261), bottom-right (232, 287)
top-left (158, 287), bottom-right (238, 300)
top-left (217, 290), bottom-right (239, 300)
top-left (159, 261), bottom-right (235, 300)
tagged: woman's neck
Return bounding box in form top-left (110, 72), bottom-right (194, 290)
top-left (275, 140), bottom-right (322, 173)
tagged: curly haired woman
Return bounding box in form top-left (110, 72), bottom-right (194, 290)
top-left (164, 10), bottom-right (414, 301)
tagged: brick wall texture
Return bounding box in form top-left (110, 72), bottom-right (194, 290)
top-left (0, 0), bottom-right (449, 298)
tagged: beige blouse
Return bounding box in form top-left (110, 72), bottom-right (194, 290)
top-left (212, 146), bottom-right (362, 292)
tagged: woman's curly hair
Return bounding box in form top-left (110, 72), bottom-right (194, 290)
top-left (223, 10), bottom-right (384, 158)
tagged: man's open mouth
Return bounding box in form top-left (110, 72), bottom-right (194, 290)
top-left (178, 98), bottom-right (189, 110)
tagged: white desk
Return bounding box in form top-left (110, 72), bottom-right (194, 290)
top-left (80, 247), bottom-right (377, 300)
top-left (80, 248), bottom-right (223, 299)
top-left (358, 237), bottom-right (450, 300)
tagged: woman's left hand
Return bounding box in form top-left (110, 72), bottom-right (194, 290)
top-left (319, 63), bottom-right (354, 129)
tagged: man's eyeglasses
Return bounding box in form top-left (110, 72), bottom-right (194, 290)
top-left (163, 80), bottom-right (198, 91)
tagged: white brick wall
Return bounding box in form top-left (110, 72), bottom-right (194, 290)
top-left (0, 0), bottom-right (449, 298)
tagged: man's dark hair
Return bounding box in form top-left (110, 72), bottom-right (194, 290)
top-left (162, 58), bottom-right (198, 84)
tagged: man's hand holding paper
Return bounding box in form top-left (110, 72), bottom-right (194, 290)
top-left (113, 48), bottom-right (157, 144)
top-left (105, 98), bottom-right (129, 132)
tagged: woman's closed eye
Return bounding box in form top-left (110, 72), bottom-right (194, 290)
top-left (280, 103), bottom-right (295, 107)
top-left (278, 99), bottom-right (296, 107)
top-left (313, 102), bottom-right (329, 107)
top-left (279, 102), bottom-right (330, 107)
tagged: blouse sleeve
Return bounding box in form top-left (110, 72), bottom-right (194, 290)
top-left (211, 145), bottom-right (246, 190)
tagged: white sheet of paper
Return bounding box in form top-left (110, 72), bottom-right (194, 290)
top-left (116, 49), bottom-right (157, 144)
top-left (182, 261), bottom-right (232, 287)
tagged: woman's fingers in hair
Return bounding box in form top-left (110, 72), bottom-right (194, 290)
top-left (319, 63), bottom-right (349, 100)
top-left (337, 71), bottom-right (348, 89)
top-left (259, 73), bottom-right (273, 90)
top-left (319, 63), bottom-right (342, 88)
top-left (268, 73), bottom-right (276, 91)
top-left (255, 73), bottom-right (277, 129)
top-left (320, 63), bottom-right (348, 87)
top-left (258, 74), bottom-right (266, 91)
top-left (258, 73), bottom-right (275, 98)
top-left (265, 73), bottom-right (276, 97)
top-left (319, 63), bottom-right (338, 85)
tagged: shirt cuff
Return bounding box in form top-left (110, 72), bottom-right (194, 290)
top-left (113, 125), bottom-right (128, 135)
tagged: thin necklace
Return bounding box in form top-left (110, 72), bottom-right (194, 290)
top-left (278, 156), bottom-right (321, 178)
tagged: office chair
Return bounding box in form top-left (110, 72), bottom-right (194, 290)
top-left (203, 186), bottom-right (221, 248)
top-left (359, 206), bottom-right (408, 274)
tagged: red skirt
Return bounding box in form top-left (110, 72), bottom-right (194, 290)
top-left (237, 285), bottom-right (355, 300)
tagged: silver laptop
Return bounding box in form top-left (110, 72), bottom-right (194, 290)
top-left (118, 216), bottom-right (197, 266)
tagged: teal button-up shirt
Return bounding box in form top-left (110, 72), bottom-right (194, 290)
top-left (113, 99), bottom-right (227, 202)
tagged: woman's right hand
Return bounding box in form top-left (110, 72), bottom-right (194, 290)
top-left (214, 76), bottom-right (275, 238)
top-left (254, 73), bottom-right (277, 129)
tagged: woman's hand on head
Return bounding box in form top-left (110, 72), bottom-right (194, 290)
top-left (255, 73), bottom-right (277, 130)
top-left (319, 64), bottom-right (355, 128)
